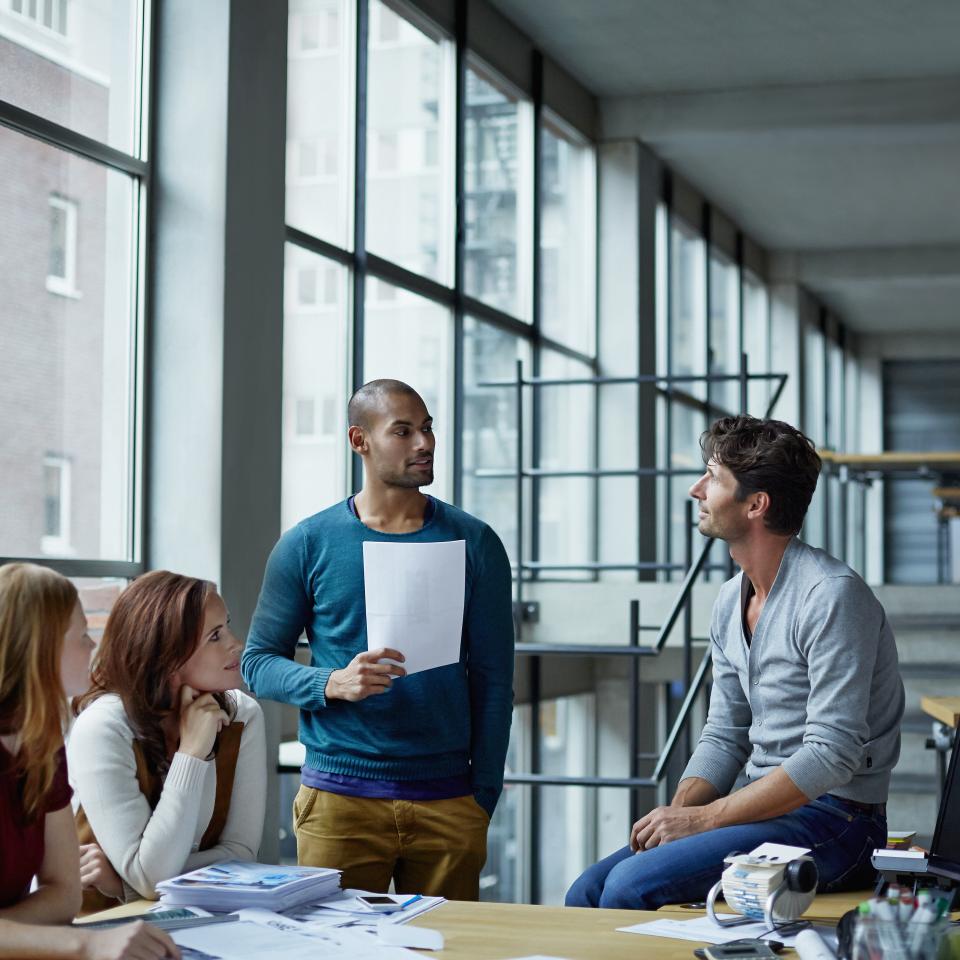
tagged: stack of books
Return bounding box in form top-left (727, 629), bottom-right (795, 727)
top-left (157, 861), bottom-right (341, 912)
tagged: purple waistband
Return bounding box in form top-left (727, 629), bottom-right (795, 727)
top-left (301, 766), bottom-right (472, 802)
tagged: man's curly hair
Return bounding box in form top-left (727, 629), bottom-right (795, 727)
top-left (701, 416), bottom-right (822, 535)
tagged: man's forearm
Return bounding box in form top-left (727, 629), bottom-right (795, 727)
top-left (672, 777), bottom-right (721, 808)
top-left (705, 767), bottom-right (808, 829)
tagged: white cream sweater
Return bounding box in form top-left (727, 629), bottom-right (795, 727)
top-left (67, 691), bottom-right (266, 899)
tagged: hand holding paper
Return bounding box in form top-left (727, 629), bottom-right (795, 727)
top-left (326, 647), bottom-right (406, 701)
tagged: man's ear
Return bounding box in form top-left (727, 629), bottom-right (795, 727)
top-left (747, 491), bottom-right (770, 521)
top-left (348, 425), bottom-right (367, 454)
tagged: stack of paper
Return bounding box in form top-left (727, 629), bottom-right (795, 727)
top-left (157, 861), bottom-right (341, 912)
top-left (283, 889), bottom-right (445, 928)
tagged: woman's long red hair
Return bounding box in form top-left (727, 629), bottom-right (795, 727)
top-left (75, 570), bottom-right (233, 776)
top-left (0, 563), bottom-right (77, 820)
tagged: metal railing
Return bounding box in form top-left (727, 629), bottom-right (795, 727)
top-left (474, 356), bottom-right (788, 900)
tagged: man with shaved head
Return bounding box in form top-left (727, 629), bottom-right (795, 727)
top-left (243, 380), bottom-right (514, 900)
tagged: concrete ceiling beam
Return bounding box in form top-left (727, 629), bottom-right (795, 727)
top-left (601, 76), bottom-right (960, 144)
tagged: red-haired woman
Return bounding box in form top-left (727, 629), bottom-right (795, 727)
top-left (0, 562), bottom-right (178, 959)
top-left (68, 571), bottom-right (265, 908)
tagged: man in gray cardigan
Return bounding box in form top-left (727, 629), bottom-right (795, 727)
top-left (567, 415), bottom-right (904, 910)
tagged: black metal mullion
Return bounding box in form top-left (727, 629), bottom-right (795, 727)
top-left (0, 98), bottom-right (148, 177)
top-left (0, 558), bottom-right (144, 579)
top-left (139, 0), bottom-right (160, 571)
top-left (285, 226), bottom-right (354, 266)
top-left (366, 252), bottom-right (456, 305)
top-left (350, 0), bottom-right (369, 494)
top-left (530, 50), bottom-right (543, 585)
top-left (452, 0), bottom-right (467, 507)
top-left (736, 231), bottom-right (746, 414)
top-left (702, 202), bottom-right (712, 415)
top-left (663, 171), bottom-right (674, 581)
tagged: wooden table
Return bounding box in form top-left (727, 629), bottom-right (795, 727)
top-left (82, 898), bottom-right (704, 958)
top-left (83, 895), bottom-right (867, 959)
top-left (922, 696), bottom-right (960, 730)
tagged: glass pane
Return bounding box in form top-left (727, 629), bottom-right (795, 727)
top-left (540, 119), bottom-right (596, 355)
top-left (0, 0), bottom-right (142, 153)
top-left (670, 403), bottom-right (706, 579)
top-left (708, 249), bottom-right (740, 416)
top-left (363, 278), bottom-right (453, 502)
top-left (481, 702), bottom-right (528, 903)
top-left (827, 334), bottom-right (844, 450)
top-left (464, 63), bottom-right (532, 320)
top-left (286, 0), bottom-right (354, 247)
top-left (743, 271), bottom-right (770, 417)
top-left (462, 317), bottom-right (531, 566)
top-left (281, 244), bottom-right (350, 531)
top-left (803, 321), bottom-right (825, 446)
top-left (538, 693), bottom-right (596, 905)
top-left (669, 218), bottom-right (706, 399)
top-left (366, 0), bottom-right (453, 282)
top-left (0, 129), bottom-right (137, 560)
top-left (538, 352), bottom-right (594, 579)
top-left (72, 577), bottom-right (128, 642)
top-left (802, 321), bottom-right (826, 548)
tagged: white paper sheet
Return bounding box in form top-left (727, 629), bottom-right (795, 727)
top-left (173, 919), bottom-right (321, 960)
top-left (617, 915), bottom-right (836, 948)
top-left (363, 540), bottom-right (465, 676)
top-left (376, 920), bottom-right (444, 950)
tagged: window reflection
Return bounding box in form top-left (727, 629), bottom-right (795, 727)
top-left (366, 0), bottom-right (454, 282)
top-left (464, 64), bottom-right (532, 320)
top-left (281, 244), bottom-right (349, 530)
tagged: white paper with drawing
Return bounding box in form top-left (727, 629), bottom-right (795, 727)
top-left (363, 540), bottom-right (465, 676)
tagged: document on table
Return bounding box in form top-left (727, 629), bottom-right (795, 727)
top-left (363, 540), bottom-right (465, 676)
top-left (617, 915), bottom-right (837, 949)
top-left (174, 913), bottom-right (424, 959)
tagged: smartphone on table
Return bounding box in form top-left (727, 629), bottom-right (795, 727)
top-left (356, 894), bottom-right (407, 913)
top-left (702, 941), bottom-right (781, 960)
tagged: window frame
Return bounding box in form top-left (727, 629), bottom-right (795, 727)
top-left (0, 0), bottom-right (152, 579)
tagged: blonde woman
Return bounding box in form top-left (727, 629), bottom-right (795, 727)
top-left (0, 562), bottom-right (178, 959)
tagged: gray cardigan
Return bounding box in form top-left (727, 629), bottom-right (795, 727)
top-left (682, 538), bottom-right (904, 804)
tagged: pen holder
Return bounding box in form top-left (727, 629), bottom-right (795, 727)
top-left (851, 916), bottom-right (951, 960)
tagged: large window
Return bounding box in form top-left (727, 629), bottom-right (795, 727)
top-left (281, 0), bottom-right (597, 906)
top-left (0, 1), bottom-right (149, 572)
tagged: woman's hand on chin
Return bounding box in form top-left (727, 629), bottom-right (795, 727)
top-left (177, 684), bottom-right (230, 760)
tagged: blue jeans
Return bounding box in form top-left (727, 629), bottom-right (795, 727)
top-left (565, 794), bottom-right (885, 910)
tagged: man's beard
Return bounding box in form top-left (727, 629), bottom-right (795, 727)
top-left (381, 466), bottom-right (434, 488)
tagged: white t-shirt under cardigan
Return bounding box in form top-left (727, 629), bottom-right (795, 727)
top-left (67, 691), bottom-right (266, 898)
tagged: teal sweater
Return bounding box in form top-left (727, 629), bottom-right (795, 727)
top-left (241, 498), bottom-right (515, 816)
